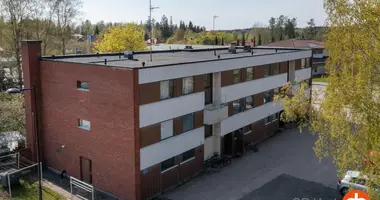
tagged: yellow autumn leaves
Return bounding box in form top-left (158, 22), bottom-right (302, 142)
top-left (93, 23), bottom-right (147, 53)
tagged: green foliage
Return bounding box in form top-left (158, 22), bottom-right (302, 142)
top-left (0, 92), bottom-right (25, 134)
top-left (277, 0), bottom-right (380, 197)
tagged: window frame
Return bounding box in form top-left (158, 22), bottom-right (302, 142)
top-left (233, 69), bottom-right (242, 84)
top-left (160, 120), bottom-right (174, 140)
top-left (181, 149), bottom-right (195, 163)
top-left (264, 66), bottom-right (270, 77)
top-left (78, 119), bottom-right (91, 131)
top-left (232, 99), bottom-right (243, 115)
top-left (245, 95), bottom-right (254, 110)
top-left (77, 81), bottom-right (89, 91)
top-left (204, 74), bottom-right (213, 105)
top-left (246, 67), bottom-right (254, 81)
top-left (160, 80), bottom-right (174, 100)
top-left (263, 91), bottom-right (271, 104)
top-left (181, 113), bottom-right (195, 133)
top-left (161, 157), bottom-right (176, 172)
top-left (182, 76), bottom-right (194, 95)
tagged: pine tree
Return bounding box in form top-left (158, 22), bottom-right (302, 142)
top-left (94, 25), bottom-right (100, 35)
top-left (215, 36), bottom-right (218, 45)
top-left (221, 38), bottom-right (224, 46)
top-left (253, 36), bottom-right (256, 47)
top-left (258, 34), bottom-right (262, 45)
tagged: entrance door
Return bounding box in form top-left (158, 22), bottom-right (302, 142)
top-left (80, 157), bottom-right (92, 184)
top-left (223, 133), bottom-right (233, 156)
top-left (234, 129), bottom-right (244, 156)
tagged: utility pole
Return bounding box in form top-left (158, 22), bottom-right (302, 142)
top-left (149, 0), bottom-right (159, 62)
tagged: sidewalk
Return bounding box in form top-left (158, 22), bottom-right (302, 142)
top-left (312, 81), bottom-right (328, 86)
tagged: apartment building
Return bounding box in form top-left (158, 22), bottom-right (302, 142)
top-left (21, 40), bottom-right (312, 200)
top-left (265, 39), bottom-right (328, 76)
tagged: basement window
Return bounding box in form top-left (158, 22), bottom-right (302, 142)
top-left (78, 119), bottom-right (91, 131)
top-left (161, 157), bottom-right (176, 172)
top-left (77, 81), bottom-right (89, 91)
top-left (182, 149), bottom-right (195, 163)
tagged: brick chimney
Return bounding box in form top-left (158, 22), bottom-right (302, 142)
top-left (21, 40), bottom-right (42, 162)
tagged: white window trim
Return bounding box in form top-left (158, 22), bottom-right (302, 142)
top-left (78, 119), bottom-right (91, 131)
top-left (180, 157), bottom-right (195, 165)
top-left (77, 88), bottom-right (89, 92)
top-left (243, 130), bottom-right (252, 136)
top-left (161, 164), bottom-right (178, 174)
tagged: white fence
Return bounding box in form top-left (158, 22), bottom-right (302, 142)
top-left (70, 176), bottom-right (94, 200)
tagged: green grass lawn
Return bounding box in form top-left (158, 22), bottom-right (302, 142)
top-left (312, 76), bottom-right (328, 83)
top-left (1, 179), bottom-right (66, 200)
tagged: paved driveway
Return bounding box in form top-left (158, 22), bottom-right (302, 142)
top-left (160, 128), bottom-right (339, 200)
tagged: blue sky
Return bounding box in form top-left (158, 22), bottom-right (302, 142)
top-left (82, 0), bottom-right (327, 30)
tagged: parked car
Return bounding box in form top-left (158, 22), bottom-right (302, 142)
top-left (337, 170), bottom-right (379, 196)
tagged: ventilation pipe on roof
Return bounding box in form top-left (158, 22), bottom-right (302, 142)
top-left (124, 51), bottom-right (134, 60)
top-left (228, 43), bottom-right (237, 54)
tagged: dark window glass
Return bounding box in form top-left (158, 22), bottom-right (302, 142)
top-left (233, 69), bottom-right (241, 83)
top-left (232, 100), bottom-right (241, 115)
top-left (204, 74), bottom-right (213, 104)
top-left (205, 125), bottom-right (212, 138)
top-left (263, 91), bottom-right (271, 104)
top-left (161, 157), bottom-right (176, 172)
top-left (246, 68), bottom-right (254, 81)
top-left (246, 96), bottom-right (253, 110)
top-left (243, 125), bottom-right (251, 133)
top-left (270, 63), bottom-right (280, 75)
top-left (264, 66), bottom-right (270, 77)
top-left (77, 81), bottom-right (89, 90)
top-left (182, 149), bottom-right (195, 162)
top-left (182, 113), bottom-right (194, 132)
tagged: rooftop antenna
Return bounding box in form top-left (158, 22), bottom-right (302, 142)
top-left (149, 0), bottom-right (159, 62)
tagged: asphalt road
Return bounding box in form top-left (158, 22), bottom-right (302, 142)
top-left (160, 128), bottom-right (339, 200)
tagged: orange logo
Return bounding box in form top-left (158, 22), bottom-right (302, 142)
top-left (343, 190), bottom-right (370, 200)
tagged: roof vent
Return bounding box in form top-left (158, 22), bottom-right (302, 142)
top-left (185, 45), bottom-right (193, 49)
top-left (243, 45), bottom-right (251, 52)
top-left (124, 51), bottom-right (134, 60)
top-left (228, 43), bottom-right (237, 54)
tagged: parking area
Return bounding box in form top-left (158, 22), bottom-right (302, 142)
top-left (160, 128), bottom-right (340, 200)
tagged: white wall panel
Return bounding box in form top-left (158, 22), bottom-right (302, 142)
top-left (140, 127), bottom-right (204, 169)
top-left (139, 50), bottom-right (312, 84)
top-left (139, 92), bottom-right (204, 128)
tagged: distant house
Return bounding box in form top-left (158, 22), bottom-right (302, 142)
top-left (264, 40), bottom-right (329, 77)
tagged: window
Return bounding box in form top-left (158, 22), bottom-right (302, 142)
top-left (182, 149), bottom-right (195, 162)
top-left (246, 67), bottom-right (254, 81)
top-left (205, 125), bottom-right (213, 138)
top-left (263, 91), bottom-right (271, 104)
top-left (273, 113), bottom-right (279, 121)
top-left (78, 119), bottom-right (91, 130)
top-left (274, 88), bottom-right (280, 95)
top-left (160, 120), bottom-right (173, 140)
top-left (161, 157), bottom-right (176, 172)
top-left (264, 116), bottom-right (270, 124)
top-left (270, 63), bottom-right (279, 75)
top-left (160, 80), bottom-right (174, 100)
top-left (243, 125), bottom-right (251, 134)
top-left (182, 113), bottom-right (194, 132)
top-left (77, 81), bottom-right (89, 91)
top-left (232, 99), bottom-right (242, 115)
top-left (182, 77), bottom-right (194, 95)
top-left (204, 74), bottom-right (213, 104)
top-left (264, 66), bottom-right (270, 77)
top-left (245, 96), bottom-right (253, 110)
top-left (302, 59), bottom-right (306, 68)
top-left (233, 69), bottom-right (241, 83)
top-left (306, 58), bottom-right (311, 67)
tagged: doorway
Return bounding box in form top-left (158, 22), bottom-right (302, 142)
top-left (80, 157), bottom-right (92, 184)
top-left (223, 133), bottom-right (233, 156)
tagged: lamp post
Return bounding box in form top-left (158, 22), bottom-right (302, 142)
top-left (6, 83), bottom-right (42, 200)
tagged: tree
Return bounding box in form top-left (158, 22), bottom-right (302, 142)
top-left (188, 21), bottom-right (194, 32)
top-left (276, 1), bottom-right (380, 197)
top-left (241, 32), bottom-right (246, 46)
top-left (94, 25), bottom-right (100, 35)
top-left (284, 18), bottom-right (297, 39)
top-left (94, 23), bottom-right (146, 52)
top-left (0, 93), bottom-right (25, 134)
top-left (253, 36), bottom-right (256, 46)
top-left (258, 34), bottom-right (262, 45)
top-left (214, 36), bottom-right (218, 45)
top-left (269, 17), bottom-right (276, 42)
top-left (160, 15), bottom-right (170, 39)
top-left (306, 18), bottom-right (317, 39)
top-left (0, 0), bottom-right (37, 88)
top-left (56, 0), bottom-right (83, 55)
top-left (221, 37), bottom-right (224, 46)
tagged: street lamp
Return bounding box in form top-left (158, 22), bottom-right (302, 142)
top-left (6, 83), bottom-right (42, 200)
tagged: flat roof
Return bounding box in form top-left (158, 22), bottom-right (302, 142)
top-left (42, 47), bottom-right (307, 69)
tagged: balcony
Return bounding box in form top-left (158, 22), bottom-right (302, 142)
top-left (204, 103), bottom-right (229, 125)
